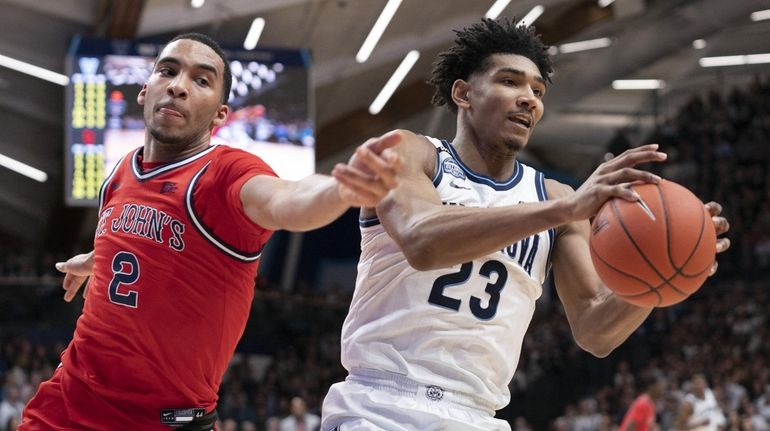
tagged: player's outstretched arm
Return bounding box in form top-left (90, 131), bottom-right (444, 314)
top-left (371, 134), bottom-right (667, 270)
top-left (548, 180), bottom-right (731, 358)
top-left (55, 251), bottom-right (94, 302)
top-left (239, 132), bottom-right (402, 232)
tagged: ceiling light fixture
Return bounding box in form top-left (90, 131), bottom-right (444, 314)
top-left (692, 39), bottom-right (707, 49)
top-left (699, 53), bottom-right (770, 67)
top-left (356, 0), bottom-right (403, 63)
top-left (0, 53), bottom-right (69, 86)
top-left (558, 37), bottom-right (612, 54)
top-left (243, 18), bottom-right (266, 50)
top-left (750, 9), bottom-right (770, 21)
top-left (485, 0), bottom-right (512, 20)
top-left (0, 152), bottom-right (48, 182)
top-left (517, 5), bottom-right (545, 27)
top-left (369, 50), bottom-right (419, 115)
top-left (612, 79), bottom-right (666, 90)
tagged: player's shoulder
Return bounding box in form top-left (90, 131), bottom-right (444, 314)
top-left (210, 145), bottom-right (274, 172)
top-left (543, 178), bottom-right (574, 200)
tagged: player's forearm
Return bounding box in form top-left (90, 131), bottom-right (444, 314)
top-left (570, 289), bottom-right (652, 357)
top-left (380, 195), bottom-right (573, 270)
top-left (271, 174), bottom-right (348, 232)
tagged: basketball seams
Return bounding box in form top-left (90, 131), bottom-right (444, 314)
top-left (589, 240), bottom-right (663, 306)
top-left (660, 183), bottom-right (708, 277)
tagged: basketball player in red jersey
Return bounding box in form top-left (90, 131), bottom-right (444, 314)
top-left (618, 375), bottom-right (667, 431)
top-left (19, 33), bottom-right (401, 431)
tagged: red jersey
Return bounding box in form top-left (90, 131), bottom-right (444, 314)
top-left (619, 394), bottom-right (656, 431)
top-left (61, 145), bottom-right (276, 429)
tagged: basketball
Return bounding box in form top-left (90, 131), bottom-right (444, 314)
top-left (589, 180), bottom-right (716, 307)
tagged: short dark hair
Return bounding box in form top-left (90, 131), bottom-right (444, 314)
top-left (164, 32), bottom-right (232, 104)
top-left (429, 18), bottom-right (553, 113)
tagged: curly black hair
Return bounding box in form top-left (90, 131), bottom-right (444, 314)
top-left (429, 18), bottom-right (553, 113)
top-left (163, 33), bottom-right (232, 104)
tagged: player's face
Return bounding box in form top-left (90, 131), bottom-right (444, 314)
top-left (138, 39), bottom-right (228, 146)
top-left (464, 54), bottom-right (546, 151)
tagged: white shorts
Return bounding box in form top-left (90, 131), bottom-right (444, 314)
top-left (321, 369), bottom-right (511, 431)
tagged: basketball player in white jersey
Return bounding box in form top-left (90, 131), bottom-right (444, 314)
top-left (325, 18), bottom-right (731, 431)
top-left (675, 374), bottom-right (726, 431)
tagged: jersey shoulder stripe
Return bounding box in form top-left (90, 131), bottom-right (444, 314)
top-left (185, 162), bottom-right (262, 262)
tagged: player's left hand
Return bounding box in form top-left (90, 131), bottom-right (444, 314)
top-left (706, 201), bottom-right (730, 276)
top-left (332, 130), bottom-right (403, 207)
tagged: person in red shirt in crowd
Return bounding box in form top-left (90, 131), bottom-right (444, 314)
top-left (619, 375), bottom-right (668, 431)
top-left (19, 32), bottom-right (401, 431)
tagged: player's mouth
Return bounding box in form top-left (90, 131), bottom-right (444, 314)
top-left (156, 103), bottom-right (186, 119)
top-left (507, 113), bottom-right (532, 129)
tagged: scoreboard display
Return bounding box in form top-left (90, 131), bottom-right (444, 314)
top-left (65, 37), bottom-right (314, 206)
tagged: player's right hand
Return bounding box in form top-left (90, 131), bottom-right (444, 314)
top-left (564, 144), bottom-right (666, 221)
top-left (56, 251), bottom-right (95, 302)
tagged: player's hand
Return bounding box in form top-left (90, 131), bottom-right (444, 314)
top-left (706, 201), bottom-right (730, 276)
top-left (564, 144), bottom-right (666, 221)
top-left (56, 251), bottom-right (95, 302)
top-left (332, 130), bottom-right (403, 207)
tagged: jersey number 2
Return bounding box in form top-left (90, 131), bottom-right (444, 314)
top-left (428, 260), bottom-right (507, 320)
top-left (109, 251), bottom-right (140, 308)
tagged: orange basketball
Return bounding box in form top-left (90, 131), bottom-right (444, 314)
top-left (589, 180), bottom-right (716, 307)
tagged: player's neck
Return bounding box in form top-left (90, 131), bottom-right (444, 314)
top-left (143, 134), bottom-right (211, 163)
top-left (452, 122), bottom-right (519, 181)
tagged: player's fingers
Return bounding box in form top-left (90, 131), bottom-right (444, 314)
top-left (716, 237), bottom-right (731, 254)
top-left (709, 262), bottom-right (716, 276)
top-left (705, 201), bottom-right (722, 217)
top-left (609, 183), bottom-right (641, 202)
top-left (63, 274), bottom-right (86, 302)
top-left (365, 130), bottom-right (405, 154)
top-left (333, 165), bottom-right (388, 198)
top-left (55, 262), bottom-right (67, 273)
top-left (603, 168), bottom-right (660, 186)
top-left (712, 216), bottom-right (729, 236)
top-left (354, 147), bottom-right (399, 189)
top-left (334, 177), bottom-right (382, 207)
top-left (608, 149), bottom-right (667, 169)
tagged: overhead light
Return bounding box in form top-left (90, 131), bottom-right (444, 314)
top-left (750, 9), bottom-right (770, 21)
top-left (485, 0), bottom-right (512, 20)
top-left (0, 53), bottom-right (69, 86)
top-left (699, 53), bottom-right (770, 67)
top-left (356, 0), bottom-right (402, 63)
top-left (369, 50), bottom-right (419, 115)
top-left (0, 153), bottom-right (47, 182)
top-left (612, 79), bottom-right (665, 90)
top-left (191, 0), bottom-right (205, 8)
top-left (558, 37), bottom-right (612, 54)
top-left (692, 39), bottom-right (707, 50)
top-left (517, 5), bottom-right (544, 27)
top-left (598, 0), bottom-right (615, 7)
top-left (243, 18), bottom-right (266, 50)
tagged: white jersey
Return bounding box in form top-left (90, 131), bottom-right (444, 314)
top-left (685, 389), bottom-right (726, 431)
top-left (340, 137), bottom-right (555, 411)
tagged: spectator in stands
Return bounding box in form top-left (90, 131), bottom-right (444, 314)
top-left (0, 384), bottom-right (23, 431)
top-left (279, 396), bottom-right (319, 431)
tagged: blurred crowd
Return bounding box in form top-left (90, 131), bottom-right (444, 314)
top-left (1, 77), bottom-right (768, 430)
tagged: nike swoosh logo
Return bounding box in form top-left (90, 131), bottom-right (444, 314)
top-left (450, 181), bottom-right (471, 190)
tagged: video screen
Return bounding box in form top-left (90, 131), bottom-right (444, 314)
top-left (65, 37), bottom-right (314, 206)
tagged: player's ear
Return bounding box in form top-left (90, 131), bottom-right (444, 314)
top-left (137, 83), bottom-right (148, 106)
top-left (451, 79), bottom-right (471, 110)
top-left (212, 104), bottom-right (229, 127)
